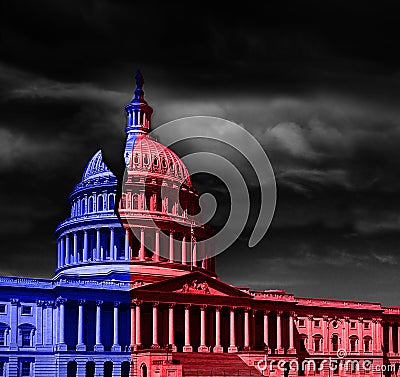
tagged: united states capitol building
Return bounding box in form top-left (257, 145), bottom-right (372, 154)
top-left (1, 72), bottom-right (400, 377)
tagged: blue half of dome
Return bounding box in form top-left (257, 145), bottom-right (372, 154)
top-left (70, 150), bottom-right (117, 198)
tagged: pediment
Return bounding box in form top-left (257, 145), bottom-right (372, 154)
top-left (132, 271), bottom-right (250, 298)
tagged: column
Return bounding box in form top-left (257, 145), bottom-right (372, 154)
top-left (183, 305), bottom-right (193, 352)
top-left (213, 306), bottom-right (223, 353)
top-left (152, 302), bottom-right (160, 348)
top-left (35, 300), bottom-right (44, 347)
top-left (228, 307), bottom-right (238, 353)
top-left (60, 237), bottom-right (65, 267)
top-left (44, 301), bottom-right (54, 345)
top-left (321, 316), bottom-right (326, 352)
top-left (94, 300), bottom-right (104, 351)
top-left (398, 324), bottom-right (400, 355)
top-left (288, 312), bottom-right (296, 353)
top-left (9, 299), bottom-right (19, 351)
top-left (154, 229), bottom-right (160, 262)
top-left (57, 297), bottom-right (67, 350)
top-left (135, 302), bottom-right (142, 348)
top-left (109, 228), bottom-right (115, 260)
top-left (168, 304), bottom-right (176, 351)
top-left (96, 228), bottom-right (101, 261)
top-left (358, 318), bottom-right (363, 353)
top-left (130, 304), bottom-right (136, 350)
top-left (76, 300), bottom-right (86, 351)
top-left (139, 228), bottom-right (145, 261)
top-left (181, 235), bottom-right (187, 264)
top-left (263, 310), bottom-right (269, 352)
top-left (276, 310), bottom-right (284, 354)
top-left (374, 319), bottom-right (382, 353)
top-left (307, 315), bottom-right (313, 352)
top-left (192, 239), bottom-right (197, 267)
top-left (112, 302), bottom-right (121, 352)
top-left (169, 231), bottom-right (174, 262)
top-left (198, 305), bottom-right (209, 352)
top-left (83, 230), bottom-right (88, 262)
top-left (73, 232), bottom-right (78, 263)
top-left (388, 323), bottom-right (393, 354)
top-left (65, 235), bottom-right (70, 264)
top-left (125, 229), bottom-right (130, 260)
top-left (57, 240), bottom-right (61, 268)
top-left (244, 308), bottom-right (250, 350)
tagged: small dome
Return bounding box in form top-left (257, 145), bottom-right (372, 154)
top-left (82, 150), bottom-right (114, 181)
top-left (129, 135), bottom-right (192, 186)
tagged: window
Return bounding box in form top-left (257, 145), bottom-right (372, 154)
top-left (364, 337), bottom-right (372, 352)
top-left (108, 195), bottom-right (114, 210)
top-left (0, 305), bottom-right (6, 314)
top-left (350, 321), bottom-right (356, 329)
top-left (21, 361), bottom-right (31, 376)
top-left (333, 361), bottom-right (339, 375)
top-left (89, 197), bottom-right (94, 212)
top-left (314, 337), bottom-right (322, 352)
top-left (350, 336), bottom-right (358, 352)
top-left (0, 361), bottom-right (4, 376)
top-left (332, 334), bottom-right (339, 352)
top-left (0, 331), bottom-right (5, 346)
top-left (364, 322), bottom-right (370, 330)
top-left (332, 320), bottom-right (338, 329)
top-left (315, 360), bottom-right (321, 375)
top-left (314, 320), bottom-right (320, 328)
top-left (97, 196), bottom-right (104, 211)
top-left (298, 319), bottom-right (305, 327)
top-left (21, 306), bottom-right (31, 315)
top-left (21, 330), bottom-right (31, 347)
top-left (300, 337), bottom-right (307, 352)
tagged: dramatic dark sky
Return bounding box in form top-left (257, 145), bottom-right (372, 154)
top-left (1, 1), bottom-right (400, 305)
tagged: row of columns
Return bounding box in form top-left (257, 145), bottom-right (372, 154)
top-left (57, 228), bottom-right (119, 268)
top-left (385, 322), bottom-right (400, 355)
top-left (129, 303), bottom-right (295, 353)
top-left (121, 191), bottom-right (191, 218)
top-left (75, 300), bottom-right (122, 352)
top-left (71, 193), bottom-right (115, 218)
top-left (58, 228), bottom-right (211, 269)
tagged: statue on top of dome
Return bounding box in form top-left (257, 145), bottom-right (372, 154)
top-left (135, 69), bottom-right (144, 89)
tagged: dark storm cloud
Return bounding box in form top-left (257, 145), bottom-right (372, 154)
top-left (1, 1), bottom-right (400, 303)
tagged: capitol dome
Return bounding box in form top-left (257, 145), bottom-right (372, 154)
top-left (54, 70), bottom-right (216, 284)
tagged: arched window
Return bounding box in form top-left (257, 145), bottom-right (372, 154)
top-left (0, 322), bottom-right (10, 346)
top-left (97, 196), bottom-right (104, 212)
top-left (140, 363), bottom-right (147, 377)
top-left (364, 336), bottom-right (372, 352)
top-left (313, 334), bottom-right (322, 352)
top-left (86, 361), bottom-right (95, 377)
top-left (299, 334), bottom-right (307, 352)
top-left (132, 194), bottom-right (138, 210)
top-left (104, 361), bottom-right (113, 377)
top-left (349, 335), bottom-right (358, 352)
top-left (120, 194), bottom-right (126, 210)
top-left (18, 323), bottom-right (35, 347)
top-left (332, 334), bottom-right (339, 352)
top-left (108, 195), bottom-right (115, 210)
top-left (82, 198), bottom-right (87, 215)
top-left (88, 197), bottom-right (94, 213)
top-left (121, 361), bottom-right (130, 377)
top-left (67, 361), bottom-right (77, 377)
